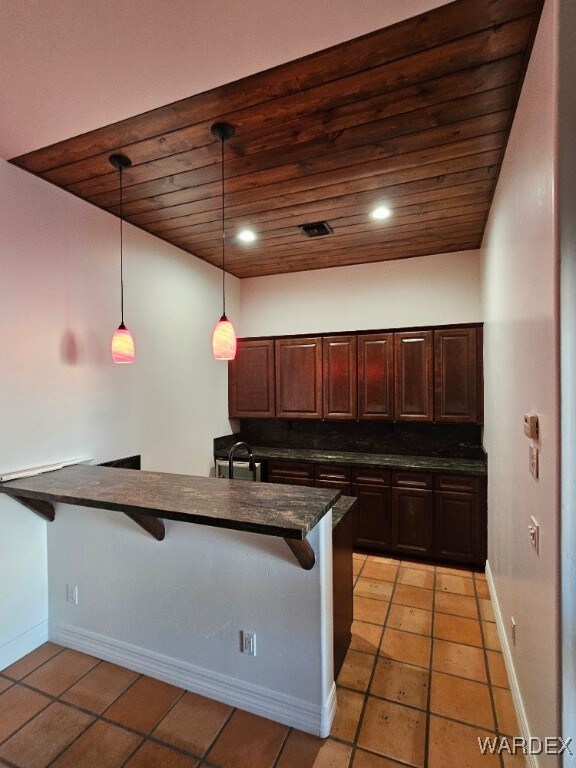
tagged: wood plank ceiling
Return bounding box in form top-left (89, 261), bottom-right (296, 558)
top-left (11, 0), bottom-right (543, 278)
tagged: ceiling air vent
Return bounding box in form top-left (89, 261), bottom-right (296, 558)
top-left (299, 221), bottom-right (333, 238)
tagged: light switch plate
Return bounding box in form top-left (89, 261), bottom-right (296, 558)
top-left (529, 445), bottom-right (539, 479)
top-left (528, 517), bottom-right (540, 554)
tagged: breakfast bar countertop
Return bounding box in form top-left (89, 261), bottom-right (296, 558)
top-left (0, 464), bottom-right (341, 540)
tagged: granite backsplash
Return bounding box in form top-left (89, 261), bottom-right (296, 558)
top-left (215, 420), bottom-right (485, 460)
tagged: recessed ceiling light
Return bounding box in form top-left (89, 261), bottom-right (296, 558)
top-left (237, 229), bottom-right (257, 243)
top-left (370, 206), bottom-right (392, 220)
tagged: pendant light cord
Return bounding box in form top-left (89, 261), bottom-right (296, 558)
top-left (220, 136), bottom-right (226, 317)
top-left (119, 164), bottom-right (125, 326)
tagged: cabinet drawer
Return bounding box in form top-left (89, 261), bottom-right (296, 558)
top-left (315, 464), bottom-right (351, 482)
top-left (268, 460), bottom-right (314, 482)
top-left (434, 474), bottom-right (481, 493)
top-left (352, 467), bottom-right (390, 486)
top-left (391, 471), bottom-right (433, 490)
top-left (316, 479), bottom-right (351, 495)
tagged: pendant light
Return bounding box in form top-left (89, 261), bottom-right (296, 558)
top-left (109, 153), bottom-right (135, 364)
top-left (211, 122), bottom-right (237, 361)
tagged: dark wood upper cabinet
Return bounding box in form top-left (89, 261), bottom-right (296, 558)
top-left (228, 339), bottom-right (275, 418)
top-left (394, 330), bottom-right (433, 421)
top-left (233, 323), bottom-right (482, 423)
top-left (434, 327), bottom-right (482, 423)
top-left (275, 337), bottom-right (322, 419)
top-left (357, 333), bottom-right (394, 420)
top-left (323, 336), bottom-right (357, 420)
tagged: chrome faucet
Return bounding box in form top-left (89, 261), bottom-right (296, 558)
top-left (228, 442), bottom-right (256, 480)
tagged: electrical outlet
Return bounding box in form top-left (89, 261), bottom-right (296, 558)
top-left (528, 517), bottom-right (540, 554)
top-left (66, 584), bottom-right (78, 604)
top-left (240, 631), bottom-right (257, 657)
top-left (511, 617), bottom-right (516, 645)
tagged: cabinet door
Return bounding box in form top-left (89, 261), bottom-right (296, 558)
top-left (394, 331), bottom-right (433, 421)
top-left (391, 487), bottom-right (434, 556)
top-left (358, 333), bottom-right (394, 420)
top-left (228, 339), bottom-right (275, 418)
top-left (434, 491), bottom-right (482, 564)
top-left (275, 337), bottom-right (322, 418)
top-left (352, 483), bottom-right (391, 549)
top-left (434, 328), bottom-right (481, 423)
top-left (323, 336), bottom-right (357, 420)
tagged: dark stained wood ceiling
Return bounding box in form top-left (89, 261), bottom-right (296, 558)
top-left (11, 0), bottom-right (543, 278)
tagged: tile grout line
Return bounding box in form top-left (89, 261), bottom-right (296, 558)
top-left (473, 572), bottom-right (506, 768)
top-left (0, 657), bottom-right (140, 766)
top-left (422, 565), bottom-right (438, 768)
top-left (0, 644), bottom-right (67, 684)
top-left (115, 685), bottom-right (192, 768)
top-left (0, 689), bottom-right (53, 750)
top-left (0, 670), bottom-right (205, 766)
top-left (270, 725), bottom-right (294, 768)
top-left (344, 552), bottom-right (370, 768)
top-left (346, 556), bottom-right (402, 768)
top-left (0, 561), bottom-right (499, 768)
top-left (196, 705), bottom-right (238, 765)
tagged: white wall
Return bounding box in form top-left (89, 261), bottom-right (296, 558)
top-left (48, 509), bottom-right (335, 735)
top-left (0, 158), bottom-right (238, 668)
top-left (239, 250), bottom-right (482, 338)
top-left (481, 1), bottom-right (560, 763)
top-left (559, 0), bottom-right (576, 753)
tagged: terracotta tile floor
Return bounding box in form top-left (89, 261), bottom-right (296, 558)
top-left (0, 555), bottom-right (520, 768)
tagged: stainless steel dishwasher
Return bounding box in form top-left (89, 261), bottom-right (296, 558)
top-left (215, 459), bottom-right (262, 481)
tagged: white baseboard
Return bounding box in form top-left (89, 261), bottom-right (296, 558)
top-left (0, 620), bottom-right (48, 672)
top-left (50, 622), bottom-right (336, 737)
top-left (485, 561), bottom-right (539, 768)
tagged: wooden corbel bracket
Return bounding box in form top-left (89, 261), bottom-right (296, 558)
top-left (284, 538), bottom-right (316, 570)
top-left (7, 494), bottom-right (165, 542)
top-left (13, 496), bottom-right (55, 522)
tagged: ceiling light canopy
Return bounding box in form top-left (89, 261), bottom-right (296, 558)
top-left (370, 206), bottom-right (392, 221)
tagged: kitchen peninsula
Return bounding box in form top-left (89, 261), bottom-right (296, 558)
top-left (0, 465), bottom-right (345, 736)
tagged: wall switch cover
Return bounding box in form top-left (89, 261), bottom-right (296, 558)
top-left (528, 517), bottom-right (540, 554)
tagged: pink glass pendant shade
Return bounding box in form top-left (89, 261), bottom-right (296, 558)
top-left (212, 314), bottom-right (237, 360)
top-left (111, 322), bottom-right (135, 364)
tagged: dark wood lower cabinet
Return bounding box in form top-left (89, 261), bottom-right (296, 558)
top-left (264, 459), bottom-right (486, 566)
top-left (352, 483), bottom-right (391, 550)
top-left (391, 487), bottom-right (434, 557)
top-left (333, 505), bottom-right (354, 676)
top-left (434, 490), bottom-right (481, 564)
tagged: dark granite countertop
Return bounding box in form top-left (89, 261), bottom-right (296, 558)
top-left (332, 496), bottom-right (357, 529)
top-left (0, 465), bottom-right (341, 540)
top-left (215, 445), bottom-right (487, 476)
